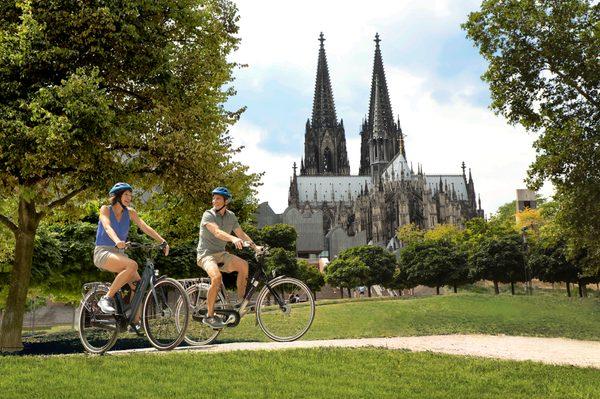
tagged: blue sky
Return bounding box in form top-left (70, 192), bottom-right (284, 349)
top-left (228, 0), bottom-right (552, 214)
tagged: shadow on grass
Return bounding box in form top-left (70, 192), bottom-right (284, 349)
top-left (3, 330), bottom-right (259, 356)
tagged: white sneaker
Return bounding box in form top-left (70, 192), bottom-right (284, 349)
top-left (98, 295), bottom-right (116, 314)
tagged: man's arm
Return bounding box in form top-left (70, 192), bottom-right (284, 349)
top-left (205, 222), bottom-right (244, 249)
top-left (233, 227), bottom-right (253, 244)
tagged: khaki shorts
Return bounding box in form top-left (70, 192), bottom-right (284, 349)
top-left (197, 251), bottom-right (237, 273)
top-left (93, 246), bottom-right (128, 271)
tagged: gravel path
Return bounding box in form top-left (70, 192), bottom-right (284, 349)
top-left (109, 334), bottom-right (600, 369)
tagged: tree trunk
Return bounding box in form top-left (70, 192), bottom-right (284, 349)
top-left (435, 286), bottom-right (440, 295)
top-left (453, 285), bottom-right (457, 294)
top-left (347, 287), bottom-right (351, 298)
top-left (510, 282), bottom-right (515, 295)
top-left (578, 281), bottom-right (583, 298)
top-left (340, 287), bottom-right (344, 299)
top-left (493, 280), bottom-right (499, 295)
top-left (566, 282), bottom-right (571, 297)
top-left (0, 198), bottom-right (40, 352)
top-left (367, 286), bottom-right (372, 297)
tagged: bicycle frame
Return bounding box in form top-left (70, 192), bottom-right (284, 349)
top-left (87, 246), bottom-right (166, 332)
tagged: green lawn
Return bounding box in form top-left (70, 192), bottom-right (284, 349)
top-left (1, 348), bottom-right (598, 399)
top-left (219, 293), bottom-right (600, 342)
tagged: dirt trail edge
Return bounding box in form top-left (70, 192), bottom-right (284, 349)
top-left (108, 334), bottom-right (600, 368)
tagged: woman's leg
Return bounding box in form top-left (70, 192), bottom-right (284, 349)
top-left (101, 254), bottom-right (139, 298)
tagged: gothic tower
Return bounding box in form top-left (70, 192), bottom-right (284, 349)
top-left (301, 33), bottom-right (350, 176)
top-left (359, 33), bottom-right (405, 181)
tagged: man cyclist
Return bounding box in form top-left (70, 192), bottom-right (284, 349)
top-left (197, 187), bottom-right (258, 329)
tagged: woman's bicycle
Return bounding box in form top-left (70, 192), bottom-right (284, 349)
top-left (176, 242), bottom-right (315, 345)
top-left (78, 242), bottom-right (190, 354)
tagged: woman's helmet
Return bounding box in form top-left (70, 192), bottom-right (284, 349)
top-left (211, 187), bottom-right (232, 200)
top-left (109, 182), bottom-right (133, 196)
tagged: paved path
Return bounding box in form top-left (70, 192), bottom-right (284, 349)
top-left (109, 334), bottom-right (600, 369)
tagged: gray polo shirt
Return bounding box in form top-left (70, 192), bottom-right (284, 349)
top-left (197, 208), bottom-right (240, 260)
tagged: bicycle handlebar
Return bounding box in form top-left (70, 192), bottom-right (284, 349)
top-left (125, 241), bottom-right (168, 251)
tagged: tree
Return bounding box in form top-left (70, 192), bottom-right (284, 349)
top-left (338, 246), bottom-right (396, 297)
top-left (470, 234), bottom-right (527, 294)
top-left (528, 240), bottom-right (579, 297)
top-left (261, 224), bottom-right (297, 252)
top-left (399, 240), bottom-right (467, 295)
top-left (324, 256), bottom-right (369, 298)
top-left (297, 259), bottom-right (325, 299)
top-left (396, 223), bottom-right (424, 246)
top-left (0, 0), bottom-right (258, 351)
top-left (264, 248), bottom-right (299, 279)
top-left (463, 0), bottom-right (600, 275)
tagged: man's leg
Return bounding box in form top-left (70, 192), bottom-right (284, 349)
top-left (223, 254), bottom-right (249, 302)
top-left (200, 259), bottom-right (222, 317)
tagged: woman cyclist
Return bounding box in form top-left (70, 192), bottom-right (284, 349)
top-left (94, 182), bottom-right (169, 316)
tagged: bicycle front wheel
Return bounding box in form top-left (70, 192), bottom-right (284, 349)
top-left (78, 286), bottom-right (118, 354)
top-left (142, 278), bottom-right (189, 350)
top-left (256, 277), bottom-right (315, 342)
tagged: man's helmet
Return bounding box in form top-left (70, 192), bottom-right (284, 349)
top-left (211, 187), bottom-right (232, 200)
top-left (109, 182), bottom-right (133, 196)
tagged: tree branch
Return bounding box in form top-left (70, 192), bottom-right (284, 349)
top-left (45, 186), bottom-right (87, 211)
top-left (0, 213), bottom-right (19, 235)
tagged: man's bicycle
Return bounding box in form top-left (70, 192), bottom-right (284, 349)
top-left (78, 242), bottom-right (190, 354)
top-left (176, 243), bottom-right (315, 344)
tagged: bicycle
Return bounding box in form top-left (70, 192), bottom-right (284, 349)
top-left (78, 242), bottom-right (190, 354)
top-left (176, 242), bottom-right (315, 345)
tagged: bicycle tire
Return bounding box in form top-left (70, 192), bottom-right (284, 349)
top-left (142, 278), bottom-right (189, 350)
top-left (78, 286), bottom-right (118, 354)
top-left (177, 283), bottom-right (225, 346)
top-left (256, 277), bottom-right (315, 342)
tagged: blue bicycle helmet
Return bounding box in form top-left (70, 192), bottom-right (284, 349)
top-left (211, 186), bottom-right (232, 200)
top-left (109, 182), bottom-right (133, 196)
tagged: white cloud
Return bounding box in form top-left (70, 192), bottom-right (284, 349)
top-left (229, 121), bottom-right (296, 213)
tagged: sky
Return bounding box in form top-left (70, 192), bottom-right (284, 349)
top-left (227, 0), bottom-right (553, 216)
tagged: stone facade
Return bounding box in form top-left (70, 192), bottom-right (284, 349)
top-left (260, 33), bottom-right (484, 258)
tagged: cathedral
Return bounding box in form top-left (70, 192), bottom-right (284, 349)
top-left (257, 33), bottom-right (484, 259)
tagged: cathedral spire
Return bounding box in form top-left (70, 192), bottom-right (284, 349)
top-left (367, 33), bottom-right (394, 131)
top-left (311, 32), bottom-right (337, 128)
top-left (372, 75), bottom-right (385, 139)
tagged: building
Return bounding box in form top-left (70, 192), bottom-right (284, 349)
top-left (257, 33), bottom-right (484, 259)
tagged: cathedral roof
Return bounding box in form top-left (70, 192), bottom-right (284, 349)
top-left (425, 174), bottom-right (469, 200)
top-left (382, 151), bottom-right (411, 181)
top-left (297, 175), bottom-right (372, 204)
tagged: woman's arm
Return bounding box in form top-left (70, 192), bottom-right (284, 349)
top-left (99, 206), bottom-right (126, 248)
top-left (129, 208), bottom-right (169, 255)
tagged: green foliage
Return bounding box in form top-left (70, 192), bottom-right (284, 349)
top-left (396, 223), bottom-right (424, 245)
top-left (260, 224), bottom-right (297, 252)
top-left (463, 0), bottom-right (600, 275)
top-left (399, 240), bottom-right (468, 293)
top-left (470, 233), bottom-right (526, 290)
top-left (338, 246), bottom-right (396, 288)
top-left (324, 257), bottom-right (369, 290)
top-left (297, 259), bottom-right (325, 295)
top-left (264, 248), bottom-right (298, 279)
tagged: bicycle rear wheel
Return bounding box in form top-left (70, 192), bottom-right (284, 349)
top-left (142, 278), bottom-right (189, 350)
top-left (176, 283), bottom-right (224, 346)
top-left (256, 277), bottom-right (315, 342)
top-left (78, 286), bottom-right (118, 354)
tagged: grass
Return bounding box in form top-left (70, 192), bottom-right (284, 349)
top-left (12, 292), bottom-right (600, 355)
top-left (0, 347), bottom-right (598, 398)
top-left (218, 292), bottom-right (600, 343)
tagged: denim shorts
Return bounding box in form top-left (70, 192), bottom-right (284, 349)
top-left (93, 246), bottom-right (128, 270)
